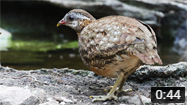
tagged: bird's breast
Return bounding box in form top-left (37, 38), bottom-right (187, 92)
top-left (79, 47), bottom-right (141, 78)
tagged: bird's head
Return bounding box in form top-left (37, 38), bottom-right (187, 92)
top-left (57, 9), bottom-right (96, 34)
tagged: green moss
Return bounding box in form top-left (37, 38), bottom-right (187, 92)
top-left (10, 40), bottom-right (78, 52)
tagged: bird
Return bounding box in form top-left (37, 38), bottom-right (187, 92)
top-left (57, 9), bottom-right (162, 102)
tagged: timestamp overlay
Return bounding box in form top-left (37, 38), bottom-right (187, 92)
top-left (151, 87), bottom-right (185, 103)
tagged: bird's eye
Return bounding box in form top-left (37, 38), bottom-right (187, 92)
top-left (68, 15), bottom-right (74, 21)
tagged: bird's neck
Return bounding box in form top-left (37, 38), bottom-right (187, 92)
top-left (76, 19), bottom-right (96, 36)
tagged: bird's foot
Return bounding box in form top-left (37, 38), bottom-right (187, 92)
top-left (117, 88), bottom-right (133, 93)
top-left (90, 93), bottom-right (117, 102)
top-left (116, 88), bottom-right (133, 96)
top-left (90, 72), bottom-right (126, 102)
top-left (108, 86), bottom-right (133, 93)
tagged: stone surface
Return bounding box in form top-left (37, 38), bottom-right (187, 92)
top-left (0, 85), bottom-right (47, 105)
top-left (60, 97), bottom-right (73, 103)
top-left (0, 86), bottom-right (31, 105)
top-left (173, 20), bottom-right (187, 55)
top-left (45, 0), bottom-right (164, 26)
top-left (129, 62), bottom-right (187, 79)
top-left (123, 0), bottom-right (187, 11)
top-left (0, 62), bottom-right (187, 105)
top-left (44, 0), bottom-right (186, 27)
top-left (39, 98), bottom-right (59, 105)
top-left (128, 95), bottom-right (151, 105)
top-left (118, 95), bottom-right (151, 104)
top-left (20, 96), bottom-right (40, 105)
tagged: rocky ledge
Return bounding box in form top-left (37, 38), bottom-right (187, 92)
top-left (44, 0), bottom-right (187, 26)
top-left (0, 62), bottom-right (187, 105)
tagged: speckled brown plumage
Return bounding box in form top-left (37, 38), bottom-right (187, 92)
top-left (79, 16), bottom-right (162, 77)
top-left (57, 9), bottom-right (162, 101)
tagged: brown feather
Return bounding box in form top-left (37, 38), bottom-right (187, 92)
top-left (79, 16), bottom-right (162, 66)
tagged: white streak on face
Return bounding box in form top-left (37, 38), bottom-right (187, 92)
top-left (71, 21), bottom-right (78, 28)
top-left (76, 13), bottom-right (90, 20)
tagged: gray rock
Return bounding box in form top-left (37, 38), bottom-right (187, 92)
top-left (0, 86), bottom-right (32, 105)
top-left (53, 96), bottom-right (74, 103)
top-left (31, 88), bottom-right (47, 103)
top-left (0, 101), bottom-right (12, 105)
top-left (0, 62), bottom-right (187, 105)
top-left (129, 62), bottom-right (187, 80)
top-left (39, 98), bottom-right (59, 105)
top-left (44, 0), bottom-right (186, 27)
top-left (173, 20), bottom-right (187, 55)
top-left (60, 102), bottom-right (66, 105)
top-left (128, 95), bottom-right (151, 105)
top-left (119, 95), bottom-right (151, 105)
top-left (0, 85), bottom-right (47, 105)
top-left (44, 0), bottom-right (164, 26)
top-left (122, 0), bottom-right (187, 11)
top-left (118, 96), bottom-right (130, 102)
top-left (20, 96), bottom-right (40, 105)
top-left (60, 97), bottom-right (73, 103)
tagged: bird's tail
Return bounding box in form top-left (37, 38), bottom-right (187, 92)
top-left (135, 49), bottom-right (162, 65)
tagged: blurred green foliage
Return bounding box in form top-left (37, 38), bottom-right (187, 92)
top-left (10, 40), bottom-right (79, 52)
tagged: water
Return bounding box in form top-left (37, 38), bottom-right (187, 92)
top-left (0, 1), bottom-right (182, 70)
top-left (0, 47), bottom-right (87, 70)
top-left (0, 40), bottom-right (181, 70)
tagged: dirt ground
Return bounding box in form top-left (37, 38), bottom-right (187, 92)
top-left (0, 62), bottom-right (187, 105)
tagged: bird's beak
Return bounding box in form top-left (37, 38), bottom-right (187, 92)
top-left (57, 19), bottom-right (67, 27)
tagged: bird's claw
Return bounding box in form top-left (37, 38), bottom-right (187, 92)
top-left (117, 88), bottom-right (133, 93)
top-left (90, 94), bottom-right (117, 102)
top-left (116, 88), bottom-right (133, 96)
top-left (106, 86), bottom-right (133, 93)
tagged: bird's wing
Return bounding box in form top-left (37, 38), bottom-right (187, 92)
top-left (79, 16), bottom-right (162, 65)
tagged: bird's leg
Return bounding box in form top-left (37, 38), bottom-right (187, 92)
top-left (118, 76), bottom-right (127, 92)
top-left (108, 76), bottom-right (127, 92)
top-left (117, 67), bottom-right (139, 94)
top-left (107, 76), bottom-right (132, 94)
top-left (116, 76), bottom-right (132, 96)
top-left (90, 72), bottom-right (125, 102)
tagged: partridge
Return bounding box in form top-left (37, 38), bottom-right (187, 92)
top-left (57, 9), bottom-right (162, 101)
